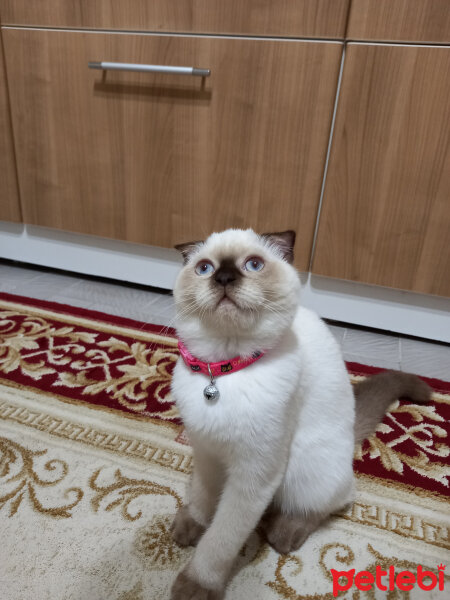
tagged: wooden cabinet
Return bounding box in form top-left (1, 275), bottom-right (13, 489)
top-left (312, 44), bottom-right (450, 297)
top-left (1, 2), bottom-right (448, 300)
top-left (347, 0), bottom-right (450, 44)
top-left (3, 29), bottom-right (343, 271)
top-left (0, 30), bottom-right (21, 222)
top-left (0, 0), bottom-right (350, 39)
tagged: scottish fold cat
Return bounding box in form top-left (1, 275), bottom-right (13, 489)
top-left (169, 228), bottom-right (429, 599)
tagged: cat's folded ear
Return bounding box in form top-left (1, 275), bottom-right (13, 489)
top-left (261, 230), bottom-right (296, 264)
top-left (174, 240), bottom-right (204, 265)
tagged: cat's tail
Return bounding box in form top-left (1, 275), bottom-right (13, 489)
top-left (353, 370), bottom-right (432, 444)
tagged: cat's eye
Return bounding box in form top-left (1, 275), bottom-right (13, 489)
top-left (244, 257), bottom-right (265, 272)
top-left (195, 260), bottom-right (215, 276)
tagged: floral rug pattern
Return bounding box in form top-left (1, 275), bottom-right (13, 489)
top-left (0, 293), bottom-right (449, 599)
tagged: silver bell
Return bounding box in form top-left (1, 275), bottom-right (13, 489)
top-left (203, 384), bottom-right (220, 402)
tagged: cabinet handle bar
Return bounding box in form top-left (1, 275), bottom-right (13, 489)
top-left (88, 61), bottom-right (210, 77)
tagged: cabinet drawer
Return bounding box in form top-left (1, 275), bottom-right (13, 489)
top-left (4, 29), bottom-right (342, 269)
top-left (0, 0), bottom-right (350, 39)
top-left (347, 0), bottom-right (450, 44)
top-left (0, 30), bottom-right (21, 223)
top-left (312, 44), bottom-right (450, 296)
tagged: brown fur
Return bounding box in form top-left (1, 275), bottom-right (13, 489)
top-left (354, 370), bottom-right (432, 444)
top-left (171, 570), bottom-right (225, 600)
top-left (171, 506), bottom-right (205, 547)
top-left (214, 257), bottom-right (243, 287)
top-left (259, 506), bottom-right (326, 554)
top-left (261, 231), bottom-right (296, 263)
top-left (174, 241), bottom-right (204, 264)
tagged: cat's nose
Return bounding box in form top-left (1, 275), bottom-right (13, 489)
top-left (214, 270), bottom-right (236, 286)
top-left (214, 258), bottom-right (242, 287)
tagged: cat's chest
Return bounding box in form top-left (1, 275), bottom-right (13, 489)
top-left (171, 353), bottom-right (301, 441)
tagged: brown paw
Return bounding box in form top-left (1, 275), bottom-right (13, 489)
top-left (171, 506), bottom-right (205, 547)
top-left (171, 570), bottom-right (225, 600)
top-left (260, 511), bottom-right (316, 554)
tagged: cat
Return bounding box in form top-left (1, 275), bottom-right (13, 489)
top-left (169, 228), bottom-right (430, 600)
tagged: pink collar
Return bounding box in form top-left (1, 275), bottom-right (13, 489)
top-left (178, 340), bottom-right (265, 377)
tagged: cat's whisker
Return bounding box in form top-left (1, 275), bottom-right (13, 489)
top-left (236, 291), bottom-right (292, 319)
top-left (144, 298), bottom-right (204, 351)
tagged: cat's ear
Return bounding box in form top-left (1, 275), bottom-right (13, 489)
top-left (174, 240), bottom-right (204, 265)
top-left (261, 230), bottom-right (296, 264)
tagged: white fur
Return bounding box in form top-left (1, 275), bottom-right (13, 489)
top-left (171, 229), bottom-right (355, 591)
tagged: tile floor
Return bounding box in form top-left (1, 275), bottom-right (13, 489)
top-left (1, 260), bottom-right (449, 380)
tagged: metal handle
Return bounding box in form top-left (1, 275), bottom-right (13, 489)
top-left (89, 61), bottom-right (210, 77)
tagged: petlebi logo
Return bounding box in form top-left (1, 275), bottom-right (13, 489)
top-left (331, 564), bottom-right (446, 596)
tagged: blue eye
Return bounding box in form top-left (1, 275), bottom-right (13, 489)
top-left (244, 257), bottom-right (264, 272)
top-left (195, 261), bottom-right (215, 276)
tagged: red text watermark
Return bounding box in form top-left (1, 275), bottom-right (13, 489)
top-left (331, 564), bottom-right (445, 596)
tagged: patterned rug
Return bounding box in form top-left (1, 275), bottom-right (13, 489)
top-left (0, 292), bottom-right (449, 599)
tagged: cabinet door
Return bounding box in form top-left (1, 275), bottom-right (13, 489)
top-left (0, 0), bottom-right (350, 39)
top-left (0, 31), bottom-right (21, 222)
top-left (347, 0), bottom-right (450, 44)
top-left (312, 44), bottom-right (450, 297)
top-left (4, 29), bottom-right (342, 270)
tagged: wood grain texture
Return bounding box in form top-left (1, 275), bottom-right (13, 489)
top-left (348, 0), bottom-right (450, 44)
top-left (3, 29), bottom-right (342, 270)
top-left (312, 45), bottom-right (450, 297)
top-left (0, 29), bottom-right (21, 222)
top-left (0, 0), bottom-right (350, 39)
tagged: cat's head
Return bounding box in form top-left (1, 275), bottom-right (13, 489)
top-left (173, 229), bottom-right (300, 349)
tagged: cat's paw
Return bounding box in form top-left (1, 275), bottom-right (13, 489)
top-left (266, 524), bottom-right (309, 554)
top-left (171, 506), bottom-right (205, 547)
top-left (260, 512), bottom-right (313, 555)
top-left (171, 569), bottom-right (225, 600)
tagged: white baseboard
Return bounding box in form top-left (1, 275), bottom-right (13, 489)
top-left (300, 275), bottom-right (450, 343)
top-left (0, 221), bottom-right (182, 289)
top-left (1, 222), bottom-right (449, 343)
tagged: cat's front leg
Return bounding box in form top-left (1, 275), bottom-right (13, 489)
top-left (172, 446), bottom-right (222, 547)
top-left (171, 463), bottom-right (283, 598)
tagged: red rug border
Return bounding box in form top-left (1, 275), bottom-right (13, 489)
top-left (1, 291), bottom-right (449, 393)
top-left (0, 291), bottom-right (176, 337)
